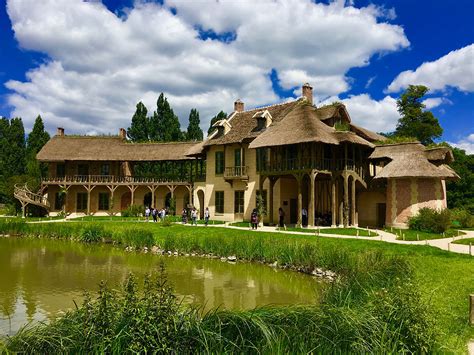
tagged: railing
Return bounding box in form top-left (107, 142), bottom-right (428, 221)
top-left (14, 184), bottom-right (50, 208)
top-left (224, 166), bottom-right (248, 179)
top-left (42, 175), bottom-right (192, 184)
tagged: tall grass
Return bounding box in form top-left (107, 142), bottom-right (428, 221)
top-left (4, 261), bottom-right (435, 353)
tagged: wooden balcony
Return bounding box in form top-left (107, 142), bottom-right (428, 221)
top-left (42, 175), bottom-right (192, 186)
top-left (224, 166), bottom-right (249, 181)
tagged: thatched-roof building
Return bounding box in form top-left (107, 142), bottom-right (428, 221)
top-left (29, 83), bottom-right (456, 228)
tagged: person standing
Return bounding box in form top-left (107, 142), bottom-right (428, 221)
top-left (251, 209), bottom-right (258, 230)
top-left (278, 207), bottom-right (285, 228)
top-left (152, 208), bottom-right (158, 223)
top-left (182, 208), bottom-right (187, 224)
top-left (145, 206), bottom-right (150, 222)
top-left (204, 207), bottom-right (210, 226)
top-left (191, 208), bottom-right (198, 226)
top-left (302, 207), bottom-right (308, 227)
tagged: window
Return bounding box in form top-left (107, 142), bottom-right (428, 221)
top-left (256, 190), bottom-right (267, 212)
top-left (98, 192), bottom-right (110, 210)
top-left (76, 193), bottom-right (88, 211)
top-left (234, 190), bottom-right (244, 214)
top-left (100, 164), bottom-right (110, 176)
top-left (234, 149), bottom-right (241, 167)
top-left (54, 192), bottom-right (63, 210)
top-left (215, 151), bottom-right (224, 175)
top-left (56, 163), bottom-right (65, 178)
top-left (77, 164), bottom-right (89, 176)
top-left (215, 191), bottom-right (224, 214)
top-left (256, 149), bottom-right (267, 172)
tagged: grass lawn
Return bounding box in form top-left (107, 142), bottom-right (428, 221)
top-left (1, 221), bottom-right (473, 352)
top-left (67, 215), bottom-right (225, 225)
top-left (279, 226), bottom-right (378, 237)
top-left (386, 227), bottom-right (462, 241)
top-left (452, 237), bottom-right (474, 245)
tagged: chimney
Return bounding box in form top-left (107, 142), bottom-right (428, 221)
top-left (119, 128), bottom-right (127, 139)
top-left (302, 83), bottom-right (313, 104)
top-left (57, 127), bottom-right (64, 136)
top-left (234, 99), bottom-right (244, 112)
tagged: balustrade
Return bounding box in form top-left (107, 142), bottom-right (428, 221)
top-left (224, 166), bottom-right (248, 179)
top-left (42, 174), bottom-right (193, 185)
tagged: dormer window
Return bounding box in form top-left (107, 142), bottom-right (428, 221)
top-left (253, 110), bottom-right (272, 131)
top-left (211, 119), bottom-right (232, 137)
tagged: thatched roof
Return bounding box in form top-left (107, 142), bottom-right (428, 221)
top-left (425, 147), bottom-right (454, 164)
top-left (369, 143), bottom-right (458, 179)
top-left (349, 124), bottom-right (387, 142)
top-left (37, 136), bottom-right (201, 162)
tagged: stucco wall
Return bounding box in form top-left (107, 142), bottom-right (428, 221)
top-left (358, 190), bottom-right (386, 227)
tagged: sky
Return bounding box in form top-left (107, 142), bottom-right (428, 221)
top-left (0, 0), bottom-right (473, 152)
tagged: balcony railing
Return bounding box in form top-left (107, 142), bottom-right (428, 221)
top-left (224, 166), bottom-right (248, 180)
top-left (42, 175), bottom-right (192, 184)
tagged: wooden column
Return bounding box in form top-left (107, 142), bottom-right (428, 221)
top-left (106, 185), bottom-right (118, 215)
top-left (147, 185), bottom-right (158, 209)
top-left (331, 178), bottom-right (336, 227)
top-left (343, 173), bottom-right (349, 227)
top-left (351, 177), bottom-right (356, 226)
top-left (128, 185), bottom-right (138, 207)
top-left (83, 185), bottom-right (96, 215)
top-left (308, 170), bottom-right (316, 227)
top-left (269, 177), bottom-right (275, 225)
top-left (296, 174), bottom-right (303, 227)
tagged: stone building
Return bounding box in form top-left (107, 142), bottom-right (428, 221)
top-left (24, 83), bottom-right (457, 228)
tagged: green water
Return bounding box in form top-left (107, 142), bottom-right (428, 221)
top-left (0, 237), bottom-right (322, 336)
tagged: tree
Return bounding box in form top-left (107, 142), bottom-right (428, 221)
top-left (149, 93), bottom-right (183, 142)
top-left (26, 115), bottom-right (50, 178)
top-left (186, 109), bottom-right (203, 141)
top-left (127, 102), bottom-right (149, 142)
top-left (6, 117), bottom-right (26, 177)
top-left (208, 111), bottom-right (227, 135)
top-left (149, 93), bottom-right (166, 142)
top-left (447, 147), bottom-right (474, 213)
top-left (394, 85), bottom-right (443, 145)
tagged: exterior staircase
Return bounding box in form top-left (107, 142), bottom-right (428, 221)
top-left (14, 184), bottom-right (50, 216)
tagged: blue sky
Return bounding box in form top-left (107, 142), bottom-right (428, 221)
top-left (1, 0), bottom-right (473, 151)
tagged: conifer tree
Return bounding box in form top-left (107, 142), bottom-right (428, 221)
top-left (208, 111), bottom-right (227, 135)
top-left (26, 115), bottom-right (50, 178)
top-left (5, 117), bottom-right (26, 177)
top-left (186, 108), bottom-right (203, 141)
top-left (162, 99), bottom-right (183, 142)
top-left (127, 102), bottom-right (149, 142)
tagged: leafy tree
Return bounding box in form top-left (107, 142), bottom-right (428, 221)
top-left (394, 85), bottom-right (443, 145)
top-left (447, 147), bottom-right (474, 213)
top-left (208, 111), bottom-right (227, 135)
top-left (127, 102), bottom-right (149, 142)
top-left (186, 109), bottom-right (203, 141)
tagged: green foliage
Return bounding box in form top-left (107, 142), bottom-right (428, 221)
top-left (127, 102), bottom-right (149, 142)
top-left (334, 121), bottom-right (350, 131)
top-left (256, 194), bottom-right (266, 218)
top-left (207, 110), bottom-right (227, 135)
top-left (375, 135), bottom-right (419, 145)
top-left (186, 108), bottom-right (203, 141)
top-left (447, 147), bottom-right (474, 213)
top-left (408, 207), bottom-right (452, 234)
top-left (26, 115), bottom-right (50, 177)
top-left (79, 225), bottom-right (105, 243)
top-left (121, 204), bottom-right (143, 217)
top-left (149, 93), bottom-right (183, 142)
top-left (394, 85), bottom-right (443, 145)
top-left (450, 208), bottom-right (474, 228)
top-left (168, 196), bottom-right (176, 215)
top-left (112, 227), bottom-right (154, 247)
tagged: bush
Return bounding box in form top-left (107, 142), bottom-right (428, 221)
top-left (408, 208), bottom-right (451, 234)
top-left (113, 227), bottom-right (154, 247)
top-left (79, 225), bottom-right (105, 243)
top-left (121, 205), bottom-right (143, 218)
top-left (451, 208), bottom-right (474, 228)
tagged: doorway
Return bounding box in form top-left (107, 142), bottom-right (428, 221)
top-left (376, 203), bottom-right (386, 228)
top-left (290, 198), bottom-right (297, 224)
top-left (121, 192), bottom-right (131, 210)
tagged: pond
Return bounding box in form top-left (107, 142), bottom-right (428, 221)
top-left (0, 237), bottom-right (322, 336)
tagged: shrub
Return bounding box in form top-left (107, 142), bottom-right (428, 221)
top-left (113, 227), bottom-right (154, 247)
top-left (121, 205), bottom-right (143, 218)
top-left (408, 208), bottom-right (451, 234)
top-left (450, 208), bottom-right (474, 228)
top-left (160, 218), bottom-right (172, 227)
top-left (79, 225), bottom-right (105, 243)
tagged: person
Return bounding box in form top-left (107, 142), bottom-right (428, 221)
top-left (302, 207), bottom-right (308, 227)
top-left (152, 208), bottom-right (158, 223)
top-left (251, 208), bottom-right (258, 230)
top-left (159, 208), bottom-right (166, 221)
top-left (145, 206), bottom-right (150, 222)
top-left (182, 208), bottom-right (187, 224)
top-left (204, 207), bottom-right (210, 226)
top-left (191, 208), bottom-right (198, 226)
top-left (278, 207), bottom-right (285, 228)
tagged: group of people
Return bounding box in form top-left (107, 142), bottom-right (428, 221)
top-left (144, 206), bottom-right (168, 222)
top-left (181, 206), bottom-right (211, 226)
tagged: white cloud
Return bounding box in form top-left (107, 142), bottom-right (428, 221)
top-left (449, 134), bottom-right (474, 154)
top-left (387, 44), bottom-right (474, 93)
top-left (422, 97), bottom-right (452, 109)
top-left (5, 0), bottom-right (409, 134)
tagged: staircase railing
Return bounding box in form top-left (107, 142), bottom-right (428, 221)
top-left (14, 184), bottom-right (50, 209)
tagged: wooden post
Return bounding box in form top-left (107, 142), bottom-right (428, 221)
top-left (331, 178), bottom-right (336, 227)
top-left (351, 176), bottom-right (356, 226)
top-left (308, 170), bottom-right (316, 227)
top-left (470, 294), bottom-right (474, 325)
top-left (296, 174), bottom-right (303, 227)
top-left (343, 174), bottom-right (349, 227)
top-left (269, 177), bottom-right (275, 225)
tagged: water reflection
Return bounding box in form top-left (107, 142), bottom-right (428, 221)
top-left (0, 237), bottom-right (322, 335)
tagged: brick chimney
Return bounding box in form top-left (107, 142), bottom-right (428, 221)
top-left (234, 99), bottom-right (244, 112)
top-left (119, 128), bottom-right (127, 139)
top-left (302, 83), bottom-right (313, 104)
top-left (56, 127), bottom-right (64, 136)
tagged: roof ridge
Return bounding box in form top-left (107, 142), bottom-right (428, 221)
top-left (239, 98), bottom-right (299, 114)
